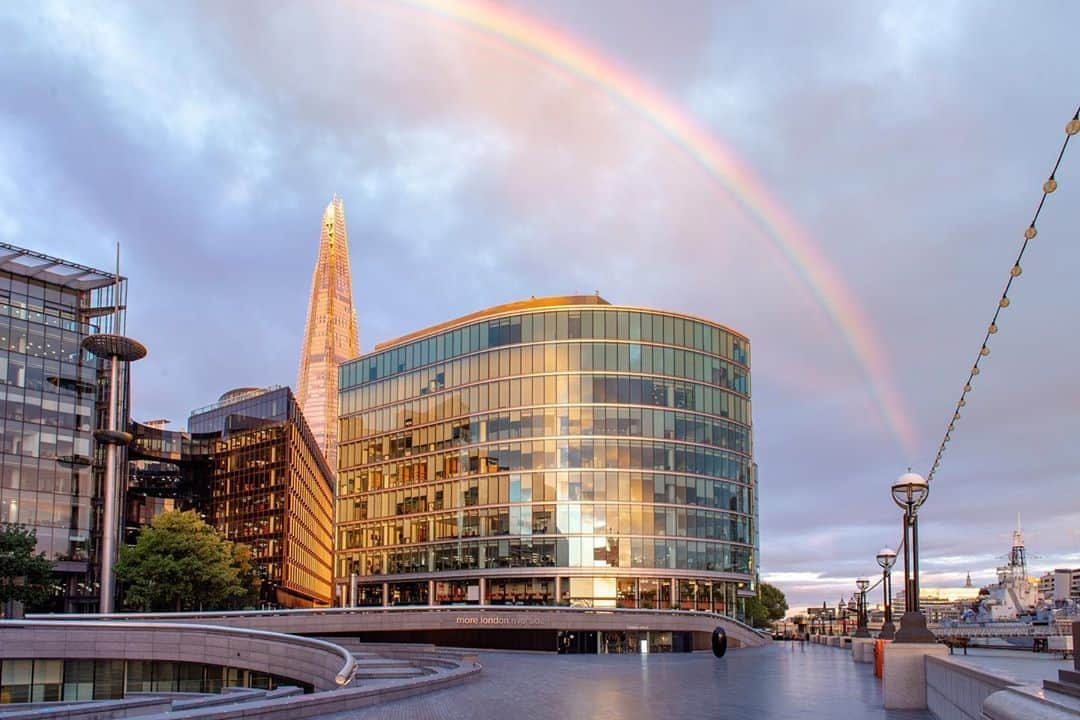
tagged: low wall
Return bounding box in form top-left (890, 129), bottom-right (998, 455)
top-left (30, 607), bottom-right (770, 650)
top-left (0, 621), bottom-right (354, 692)
top-left (925, 655), bottom-right (1021, 720)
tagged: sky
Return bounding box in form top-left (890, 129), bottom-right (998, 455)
top-left (2, 0), bottom-right (1078, 612)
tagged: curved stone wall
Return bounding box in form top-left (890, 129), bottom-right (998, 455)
top-left (0, 621), bottom-right (355, 691)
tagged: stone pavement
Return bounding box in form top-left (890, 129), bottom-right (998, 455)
top-left (323, 641), bottom-right (932, 719)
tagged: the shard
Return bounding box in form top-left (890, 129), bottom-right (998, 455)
top-left (296, 196), bottom-right (359, 475)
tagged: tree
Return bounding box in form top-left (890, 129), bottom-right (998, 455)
top-left (115, 510), bottom-right (258, 611)
top-left (0, 523), bottom-right (57, 615)
top-left (744, 581), bottom-right (789, 629)
top-left (229, 541), bottom-right (262, 609)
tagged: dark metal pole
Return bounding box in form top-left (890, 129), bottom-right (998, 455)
top-left (902, 511), bottom-right (912, 613)
top-left (883, 568), bottom-right (891, 624)
top-left (911, 512), bottom-right (921, 614)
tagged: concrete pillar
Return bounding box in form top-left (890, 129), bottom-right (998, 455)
top-left (555, 577), bottom-right (562, 606)
top-left (479, 578), bottom-right (486, 605)
top-left (671, 577), bottom-right (678, 609)
top-left (882, 642), bottom-right (949, 709)
top-left (382, 582), bottom-right (389, 607)
top-left (428, 580), bottom-right (435, 606)
top-left (349, 574), bottom-right (358, 607)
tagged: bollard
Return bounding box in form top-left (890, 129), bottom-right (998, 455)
top-left (874, 639), bottom-right (885, 678)
top-left (711, 627), bottom-right (728, 658)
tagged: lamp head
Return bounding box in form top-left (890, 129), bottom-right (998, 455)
top-left (891, 471), bottom-right (929, 511)
top-left (856, 577), bottom-right (869, 592)
top-left (876, 547), bottom-right (897, 569)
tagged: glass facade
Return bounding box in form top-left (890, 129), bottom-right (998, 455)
top-left (126, 386), bottom-right (335, 608)
top-left (336, 296), bottom-right (757, 613)
top-left (0, 243), bottom-right (129, 611)
top-left (0, 658), bottom-right (310, 704)
top-left (295, 197), bottom-right (359, 475)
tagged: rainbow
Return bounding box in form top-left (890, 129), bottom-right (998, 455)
top-left (392, 0), bottom-right (918, 456)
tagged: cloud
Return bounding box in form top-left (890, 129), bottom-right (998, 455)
top-left (1, 0), bottom-right (1078, 614)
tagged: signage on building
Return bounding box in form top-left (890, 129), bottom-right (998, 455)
top-left (455, 615), bottom-right (546, 627)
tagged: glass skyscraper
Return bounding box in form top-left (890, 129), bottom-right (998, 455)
top-left (295, 196), bottom-right (358, 475)
top-left (335, 296), bottom-right (757, 614)
top-left (0, 243), bottom-right (129, 611)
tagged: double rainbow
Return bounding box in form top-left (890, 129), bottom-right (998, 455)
top-left (392, 0), bottom-right (917, 456)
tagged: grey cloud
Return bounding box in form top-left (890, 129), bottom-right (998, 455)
top-left (1, 0), bottom-right (1078, 613)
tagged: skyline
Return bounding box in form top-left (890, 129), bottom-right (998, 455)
top-left (2, 0), bottom-right (1078, 611)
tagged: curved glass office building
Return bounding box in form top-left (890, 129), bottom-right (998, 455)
top-left (336, 296), bottom-right (757, 615)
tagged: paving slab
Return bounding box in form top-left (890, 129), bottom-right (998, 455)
top-left (319, 642), bottom-right (931, 720)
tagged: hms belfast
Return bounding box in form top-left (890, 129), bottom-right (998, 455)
top-left (938, 519), bottom-right (1076, 653)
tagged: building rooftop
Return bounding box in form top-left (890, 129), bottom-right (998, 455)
top-left (374, 294), bottom-right (611, 350)
top-left (188, 384), bottom-right (287, 419)
top-left (0, 242), bottom-right (122, 291)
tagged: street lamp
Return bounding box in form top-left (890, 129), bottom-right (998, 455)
top-left (891, 471), bottom-right (935, 643)
top-left (876, 547), bottom-right (897, 639)
top-left (854, 578), bottom-right (871, 638)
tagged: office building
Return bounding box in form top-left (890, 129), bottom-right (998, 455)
top-left (127, 386), bottom-right (334, 608)
top-left (295, 196), bottom-right (358, 475)
top-left (336, 296), bottom-right (758, 633)
top-left (1038, 568), bottom-right (1080, 603)
top-left (0, 243), bottom-right (134, 612)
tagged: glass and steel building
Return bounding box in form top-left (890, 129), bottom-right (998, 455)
top-left (0, 243), bottom-right (130, 611)
top-left (127, 386), bottom-right (335, 608)
top-left (336, 296), bottom-right (758, 614)
top-left (295, 196), bottom-right (359, 475)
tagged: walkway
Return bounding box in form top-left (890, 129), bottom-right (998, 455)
top-left (323, 642), bottom-right (932, 720)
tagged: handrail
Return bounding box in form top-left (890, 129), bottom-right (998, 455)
top-left (3, 619), bottom-right (356, 687)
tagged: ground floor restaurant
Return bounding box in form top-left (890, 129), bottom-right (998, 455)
top-left (319, 627), bottom-right (706, 654)
top-left (340, 575), bottom-right (748, 614)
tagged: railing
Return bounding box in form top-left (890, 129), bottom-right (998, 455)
top-left (931, 622), bottom-right (1073, 638)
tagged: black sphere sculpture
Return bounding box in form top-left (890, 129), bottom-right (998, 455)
top-left (711, 627), bottom-right (728, 657)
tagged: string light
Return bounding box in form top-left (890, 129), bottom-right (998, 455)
top-left (926, 106), bottom-right (1079, 483)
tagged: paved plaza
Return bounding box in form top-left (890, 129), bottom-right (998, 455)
top-left (329, 642), bottom-right (932, 720)
top-left (948, 647), bottom-right (1071, 685)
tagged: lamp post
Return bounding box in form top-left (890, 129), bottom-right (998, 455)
top-left (891, 471), bottom-right (935, 643)
top-left (854, 578), bottom-right (871, 638)
top-left (846, 598), bottom-right (857, 636)
top-left (876, 547), bottom-right (897, 639)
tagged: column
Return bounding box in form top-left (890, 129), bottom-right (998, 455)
top-left (555, 576), bottom-right (562, 606)
top-left (382, 582), bottom-right (389, 607)
top-left (428, 580), bottom-right (435, 606)
top-left (479, 577), bottom-right (486, 605)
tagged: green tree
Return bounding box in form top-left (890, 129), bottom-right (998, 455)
top-left (115, 510), bottom-right (257, 611)
top-left (744, 581), bottom-right (789, 629)
top-left (0, 523), bottom-right (57, 615)
top-left (229, 541), bottom-right (262, 609)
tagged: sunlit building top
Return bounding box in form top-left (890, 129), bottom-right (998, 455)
top-left (295, 196), bottom-right (359, 475)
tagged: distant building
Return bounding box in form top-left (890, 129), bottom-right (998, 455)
top-left (336, 295), bottom-right (758, 635)
top-left (1038, 569), bottom-right (1080, 603)
top-left (295, 196), bottom-right (358, 476)
top-left (0, 243), bottom-right (135, 612)
top-left (894, 586), bottom-right (983, 623)
top-left (127, 386), bottom-right (334, 608)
